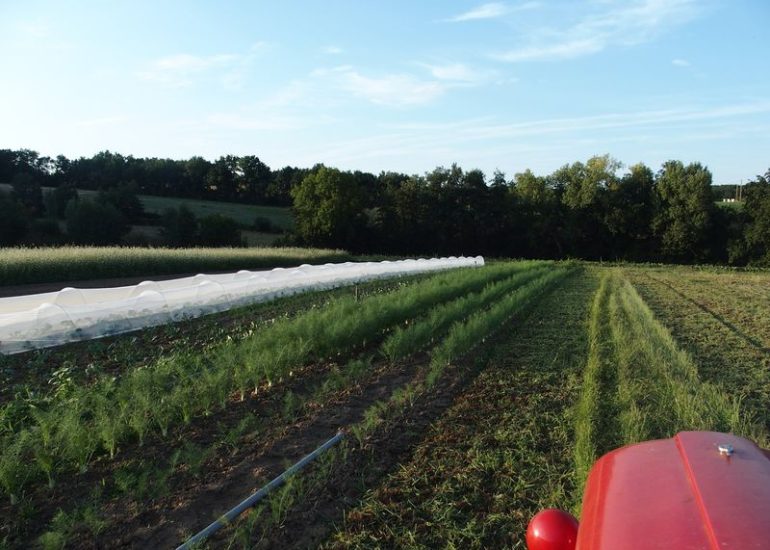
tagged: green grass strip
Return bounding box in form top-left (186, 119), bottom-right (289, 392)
top-left (572, 269), bottom-right (767, 509)
top-left (0, 246), bottom-right (352, 285)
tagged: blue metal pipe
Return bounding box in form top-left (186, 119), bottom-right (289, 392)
top-left (176, 430), bottom-right (344, 550)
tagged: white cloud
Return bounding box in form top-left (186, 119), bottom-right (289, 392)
top-left (493, 0), bottom-right (701, 62)
top-left (206, 112), bottom-right (307, 131)
top-left (312, 66), bottom-right (449, 106)
top-left (323, 46), bottom-right (344, 55)
top-left (344, 71), bottom-right (446, 106)
top-left (672, 58), bottom-right (690, 67)
top-left (446, 2), bottom-right (540, 22)
top-left (419, 62), bottom-right (491, 83)
top-left (19, 22), bottom-right (50, 39)
top-left (493, 38), bottom-right (603, 62)
top-left (383, 101), bottom-right (770, 142)
top-left (308, 100), bottom-right (770, 171)
top-left (138, 43), bottom-right (270, 88)
top-left (75, 116), bottom-right (128, 128)
top-left (138, 53), bottom-right (238, 87)
top-left (447, 2), bottom-right (508, 21)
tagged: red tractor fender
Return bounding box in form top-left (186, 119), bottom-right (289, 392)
top-left (527, 431), bottom-right (770, 550)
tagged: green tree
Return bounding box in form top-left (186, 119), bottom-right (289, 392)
top-left (290, 166), bottom-right (365, 249)
top-left (603, 163), bottom-right (657, 259)
top-left (557, 155), bottom-right (621, 258)
top-left (98, 182), bottom-right (144, 222)
top-left (65, 198), bottom-right (128, 245)
top-left (237, 155), bottom-right (272, 202)
top-left (198, 214), bottom-right (241, 247)
top-left (0, 192), bottom-right (28, 245)
top-left (739, 169), bottom-right (770, 264)
top-left (161, 205), bottom-right (199, 247)
top-left (653, 160), bottom-right (715, 262)
top-left (11, 172), bottom-right (44, 215)
top-left (44, 184), bottom-right (79, 219)
top-left (514, 169), bottom-right (564, 257)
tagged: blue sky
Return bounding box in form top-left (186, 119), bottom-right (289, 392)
top-left (1, 0), bottom-right (768, 184)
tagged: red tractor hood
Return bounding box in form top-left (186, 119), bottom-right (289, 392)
top-left (577, 431), bottom-right (770, 549)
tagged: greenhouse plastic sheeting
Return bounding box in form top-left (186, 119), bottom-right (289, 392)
top-left (0, 256), bottom-right (484, 354)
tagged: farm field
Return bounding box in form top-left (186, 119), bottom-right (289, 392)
top-left (0, 261), bottom-right (768, 548)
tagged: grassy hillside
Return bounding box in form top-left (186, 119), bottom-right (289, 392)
top-left (0, 183), bottom-right (293, 230)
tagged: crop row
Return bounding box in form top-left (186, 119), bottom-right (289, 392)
top-left (223, 266), bottom-right (574, 545)
top-left (0, 261), bottom-right (542, 504)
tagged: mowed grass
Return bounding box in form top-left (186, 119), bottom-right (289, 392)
top-left (327, 269), bottom-right (595, 549)
top-left (572, 270), bottom-right (765, 503)
top-left (138, 194), bottom-right (293, 229)
top-left (0, 246), bottom-right (350, 286)
top-left (625, 266), bottom-right (770, 433)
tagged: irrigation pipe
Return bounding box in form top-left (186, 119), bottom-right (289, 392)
top-left (176, 430), bottom-right (345, 549)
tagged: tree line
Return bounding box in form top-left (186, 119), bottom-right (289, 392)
top-left (291, 157), bottom-right (770, 266)
top-left (1, 148), bottom-right (768, 265)
top-left (0, 149), bottom-right (304, 206)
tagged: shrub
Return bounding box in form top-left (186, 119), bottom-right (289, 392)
top-left (198, 214), bottom-right (241, 247)
top-left (65, 198), bottom-right (129, 245)
top-left (11, 172), bottom-right (43, 215)
top-left (0, 192), bottom-right (28, 245)
top-left (160, 205), bottom-right (198, 247)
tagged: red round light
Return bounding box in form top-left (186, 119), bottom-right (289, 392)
top-left (526, 508), bottom-right (579, 550)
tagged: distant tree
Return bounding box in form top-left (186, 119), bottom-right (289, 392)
top-left (0, 192), bottom-right (28, 245)
top-left (198, 214), bottom-right (241, 247)
top-left (161, 205), bottom-right (199, 247)
top-left (386, 175), bottom-right (436, 254)
top-left (739, 169), bottom-right (770, 264)
top-left (514, 169), bottom-right (564, 257)
top-left (65, 198), bottom-right (128, 245)
top-left (237, 155), bottom-right (272, 202)
top-left (44, 184), bottom-right (78, 219)
top-left (557, 155), bottom-right (621, 258)
top-left (184, 156), bottom-right (212, 199)
top-left (0, 150), bottom-right (15, 182)
top-left (98, 182), bottom-right (144, 222)
top-left (28, 218), bottom-right (62, 245)
top-left (253, 216), bottom-right (278, 233)
top-left (291, 166), bottom-right (365, 249)
top-left (603, 163), bottom-right (657, 259)
top-left (11, 172), bottom-right (44, 215)
top-left (206, 156), bottom-right (238, 200)
top-left (268, 166), bottom-right (307, 206)
top-left (653, 161), bottom-right (715, 262)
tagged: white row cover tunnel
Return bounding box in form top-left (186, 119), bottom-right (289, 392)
top-left (0, 256), bottom-right (484, 355)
